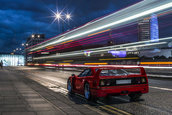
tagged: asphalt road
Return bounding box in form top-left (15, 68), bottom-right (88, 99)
top-left (2, 66), bottom-right (172, 115)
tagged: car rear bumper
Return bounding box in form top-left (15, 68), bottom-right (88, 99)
top-left (91, 84), bottom-right (149, 97)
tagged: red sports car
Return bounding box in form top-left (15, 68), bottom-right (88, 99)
top-left (67, 67), bottom-right (149, 101)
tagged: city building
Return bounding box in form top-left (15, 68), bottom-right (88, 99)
top-left (25, 34), bottom-right (46, 63)
top-left (26, 34), bottom-right (45, 48)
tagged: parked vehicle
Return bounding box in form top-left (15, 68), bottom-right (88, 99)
top-left (67, 67), bottom-right (149, 101)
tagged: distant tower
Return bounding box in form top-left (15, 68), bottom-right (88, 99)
top-left (138, 19), bottom-right (150, 41)
top-left (26, 34), bottom-right (45, 47)
top-left (138, 14), bottom-right (159, 42)
top-left (150, 14), bottom-right (159, 42)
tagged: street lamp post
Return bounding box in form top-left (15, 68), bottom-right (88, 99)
top-left (21, 43), bottom-right (29, 66)
top-left (54, 12), bottom-right (71, 33)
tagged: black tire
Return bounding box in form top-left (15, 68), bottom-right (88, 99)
top-left (129, 93), bottom-right (142, 101)
top-left (92, 97), bottom-right (98, 103)
top-left (84, 83), bottom-right (91, 100)
top-left (67, 79), bottom-right (74, 95)
top-left (105, 95), bottom-right (111, 101)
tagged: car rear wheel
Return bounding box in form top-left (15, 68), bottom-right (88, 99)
top-left (129, 93), bottom-right (142, 101)
top-left (84, 83), bottom-right (91, 100)
top-left (67, 79), bottom-right (74, 94)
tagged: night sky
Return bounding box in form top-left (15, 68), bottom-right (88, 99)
top-left (0, 0), bottom-right (141, 53)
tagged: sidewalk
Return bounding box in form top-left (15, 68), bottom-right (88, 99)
top-left (0, 68), bottom-right (65, 115)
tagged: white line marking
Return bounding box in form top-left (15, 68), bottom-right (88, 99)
top-left (147, 74), bottom-right (172, 78)
top-left (149, 86), bottom-right (172, 91)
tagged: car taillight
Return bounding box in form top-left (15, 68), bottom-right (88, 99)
top-left (99, 79), bottom-right (111, 86)
top-left (141, 77), bottom-right (146, 83)
top-left (135, 77), bottom-right (141, 84)
top-left (134, 77), bottom-right (147, 84)
top-left (106, 80), bottom-right (111, 86)
top-left (100, 80), bottom-right (105, 86)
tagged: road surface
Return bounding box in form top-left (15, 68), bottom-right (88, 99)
top-left (0, 66), bottom-right (172, 115)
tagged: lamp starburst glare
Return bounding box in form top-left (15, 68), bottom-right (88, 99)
top-left (55, 13), bottom-right (61, 20)
top-left (66, 14), bottom-right (71, 19)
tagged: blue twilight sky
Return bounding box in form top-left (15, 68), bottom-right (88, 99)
top-left (0, 0), bottom-right (141, 53)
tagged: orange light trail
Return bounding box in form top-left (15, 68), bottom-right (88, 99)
top-left (46, 46), bottom-right (54, 49)
top-left (84, 63), bottom-right (108, 65)
top-left (60, 40), bottom-right (73, 44)
top-left (88, 29), bottom-right (111, 37)
top-left (140, 62), bottom-right (172, 65)
top-left (58, 63), bottom-right (71, 65)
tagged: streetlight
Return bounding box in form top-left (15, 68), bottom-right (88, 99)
top-left (54, 12), bottom-right (72, 33)
top-left (37, 35), bottom-right (40, 38)
top-left (66, 14), bottom-right (71, 20)
top-left (22, 43), bottom-right (28, 47)
top-left (31, 34), bottom-right (35, 38)
top-left (55, 13), bottom-right (62, 20)
top-left (54, 12), bottom-right (71, 20)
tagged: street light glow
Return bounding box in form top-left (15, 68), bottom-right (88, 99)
top-left (31, 34), bottom-right (35, 38)
top-left (66, 14), bottom-right (71, 19)
top-left (55, 13), bottom-right (61, 20)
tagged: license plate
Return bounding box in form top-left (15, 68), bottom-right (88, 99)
top-left (116, 79), bottom-right (131, 84)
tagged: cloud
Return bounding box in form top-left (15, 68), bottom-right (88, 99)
top-left (0, 0), bottom-right (141, 53)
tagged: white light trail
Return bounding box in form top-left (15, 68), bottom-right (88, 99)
top-left (33, 41), bottom-right (167, 60)
top-left (30, 1), bottom-right (172, 51)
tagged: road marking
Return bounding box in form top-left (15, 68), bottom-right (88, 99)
top-left (99, 106), bottom-right (123, 115)
top-left (148, 74), bottom-right (172, 78)
top-left (105, 105), bottom-right (132, 115)
top-left (98, 101), bottom-right (132, 115)
top-left (149, 86), bottom-right (172, 91)
top-left (84, 105), bottom-right (109, 115)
